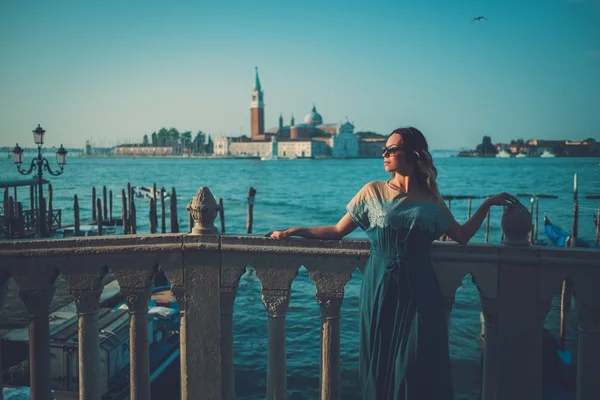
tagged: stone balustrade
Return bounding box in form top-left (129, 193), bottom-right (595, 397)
top-left (0, 188), bottom-right (598, 400)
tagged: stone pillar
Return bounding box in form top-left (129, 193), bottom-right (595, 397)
top-left (494, 203), bottom-right (548, 400)
top-left (0, 270), bottom-right (9, 400)
top-left (479, 297), bottom-right (499, 400)
top-left (576, 301), bottom-right (600, 400)
top-left (308, 271), bottom-right (351, 400)
top-left (255, 267), bottom-right (298, 400)
top-left (176, 237), bottom-right (222, 400)
top-left (220, 267), bottom-right (246, 400)
top-left (63, 262), bottom-right (108, 400)
top-left (12, 267), bottom-right (58, 400)
top-left (112, 267), bottom-right (157, 400)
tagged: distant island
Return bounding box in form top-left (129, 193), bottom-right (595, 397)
top-left (457, 136), bottom-right (600, 158)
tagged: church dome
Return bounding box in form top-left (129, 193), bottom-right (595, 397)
top-left (304, 105), bottom-right (323, 126)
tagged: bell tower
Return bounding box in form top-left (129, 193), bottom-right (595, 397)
top-left (250, 67), bottom-right (265, 140)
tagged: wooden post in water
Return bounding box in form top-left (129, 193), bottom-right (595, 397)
top-left (596, 202), bottom-right (599, 246)
top-left (219, 197), bottom-right (225, 233)
top-left (535, 196), bottom-right (540, 241)
top-left (529, 197), bottom-right (534, 245)
top-left (559, 280), bottom-right (570, 352)
top-left (109, 190), bottom-right (113, 223)
top-left (484, 203), bottom-right (491, 244)
top-left (16, 202), bottom-right (24, 235)
top-left (103, 186), bottom-right (108, 222)
top-left (149, 198), bottom-right (156, 234)
top-left (127, 182), bottom-right (133, 221)
top-left (7, 196), bottom-right (14, 238)
top-left (500, 206), bottom-right (505, 242)
top-left (29, 185), bottom-right (35, 213)
top-left (96, 198), bottom-right (103, 236)
top-left (130, 198), bottom-right (137, 234)
top-left (121, 189), bottom-right (129, 234)
top-left (160, 187), bottom-right (166, 234)
top-left (467, 198), bottom-right (472, 220)
top-left (3, 189), bottom-right (8, 218)
top-left (247, 187), bottom-right (256, 234)
top-left (91, 187), bottom-right (96, 222)
top-left (170, 187), bottom-right (179, 233)
top-left (47, 183), bottom-right (53, 232)
top-left (571, 173), bottom-right (578, 248)
top-left (152, 183), bottom-right (158, 228)
top-left (74, 195), bottom-right (81, 236)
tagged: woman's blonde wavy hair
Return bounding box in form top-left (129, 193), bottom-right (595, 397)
top-left (389, 127), bottom-right (442, 202)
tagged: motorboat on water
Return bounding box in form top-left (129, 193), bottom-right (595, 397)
top-left (260, 155), bottom-right (279, 161)
top-left (540, 150), bottom-right (556, 158)
top-left (496, 149), bottom-right (512, 158)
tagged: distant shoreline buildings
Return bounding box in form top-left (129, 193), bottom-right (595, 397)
top-left (214, 67), bottom-right (382, 159)
top-left (458, 137), bottom-right (599, 158)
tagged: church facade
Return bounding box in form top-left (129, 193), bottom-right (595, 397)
top-left (215, 68), bottom-right (360, 158)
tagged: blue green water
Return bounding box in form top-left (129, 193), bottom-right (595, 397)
top-left (1, 153), bottom-right (598, 399)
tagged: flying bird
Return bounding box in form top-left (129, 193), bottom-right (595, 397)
top-left (472, 16), bottom-right (488, 23)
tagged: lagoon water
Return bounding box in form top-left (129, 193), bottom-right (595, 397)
top-left (1, 153), bottom-right (599, 399)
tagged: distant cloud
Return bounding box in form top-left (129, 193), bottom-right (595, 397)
top-left (588, 49), bottom-right (600, 60)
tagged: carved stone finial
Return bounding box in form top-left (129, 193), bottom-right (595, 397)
top-left (501, 202), bottom-right (532, 246)
top-left (187, 187), bottom-right (218, 235)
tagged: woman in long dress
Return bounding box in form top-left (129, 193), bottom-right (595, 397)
top-left (267, 127), bottom-right (519, 399)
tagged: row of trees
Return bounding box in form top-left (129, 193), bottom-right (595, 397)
top-left (141, 128), bottom-right (213, 154)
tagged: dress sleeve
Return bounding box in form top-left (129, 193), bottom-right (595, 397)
top-left (345, 183), bottom-right (372, 230)
top-left (435, 206), bottom-right (455, 238)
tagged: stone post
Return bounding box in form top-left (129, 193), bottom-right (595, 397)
top-left (255, 267), bottom-right (298, 400)
top-left (11, 266), bottom-right (58, 400)
top-left (187, 187), bottom-right (218, 235)
top-left (63, 261), bottom-right (108, 400)
top-left (112, 266), bottom-right (158, 400)
top-left (576, 301), bottom-right (600, 400)
top-left (308, 271), bottom-right (351, 400)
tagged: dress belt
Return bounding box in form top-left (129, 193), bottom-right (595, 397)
top-left (370, 249), bottom-right (415, 296)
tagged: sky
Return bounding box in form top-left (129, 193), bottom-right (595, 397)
top-left (1, 0), bottom-right (599, 150)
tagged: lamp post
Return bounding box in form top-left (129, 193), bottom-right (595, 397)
top-left (11, 124), bottom-right (68, 237)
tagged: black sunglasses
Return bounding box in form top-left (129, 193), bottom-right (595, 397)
top-left (382, 145), bottom-right (405, 157)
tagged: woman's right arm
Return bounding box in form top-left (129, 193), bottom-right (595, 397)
top-left (267, 213), bottom-right (358, 240)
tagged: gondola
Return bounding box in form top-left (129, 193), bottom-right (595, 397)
top-left (544, 213), bottom-right (597, 248)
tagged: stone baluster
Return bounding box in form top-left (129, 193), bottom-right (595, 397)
top-left (494, 203), bottom-right (549, 400)
top-left (112, 265), bottom-right (158, 400)
top-left (220, 266), bottom-right (246, 400)
top-left (62, 260), bottom-right (108, 400)
top-left (0, 270), bottom-right (9, 400)
top-left (170, 187), bottom-right (223, 399)
top-left (479, 297), bottom-right (499, 400)
top-left (255, 267), bottom-right (298, 400)
top-left (11, 264), bottom-right (58, 400)
top-left (575, 300), bottom-right (600, 399)
top-left (308, 270), bottom-right (351, 400)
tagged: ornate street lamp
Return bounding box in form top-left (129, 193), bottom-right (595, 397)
top-left (11, 124), bottom-right (68, 237)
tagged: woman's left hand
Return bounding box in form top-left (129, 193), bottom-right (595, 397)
top-left (265, 229), bottom-right (291, 239)
top-left (485, 192), bottom-right (520, 207)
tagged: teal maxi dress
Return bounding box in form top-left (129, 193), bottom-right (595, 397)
top-left (346, 181), bottom-right (454, 400)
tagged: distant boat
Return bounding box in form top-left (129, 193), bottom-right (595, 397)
top-left (540, 150), bottom-right (556, 158)
top-left (260, 155), bottom-right (279, 161)
top-left (133, 186), bottom-right (170, 201)
top-left (515, 153), bottom-right (527, 158)
top-left (496, 149), bottom-right (512, 158)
